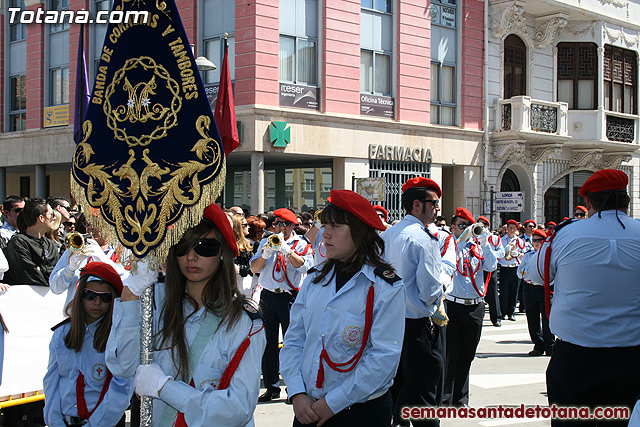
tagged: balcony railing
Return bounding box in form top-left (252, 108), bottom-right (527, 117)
top-left (606, 113), bottom-right (635, 143)
top-left (497, 96), bottom-right (568, 137)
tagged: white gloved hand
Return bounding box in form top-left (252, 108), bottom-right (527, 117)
top-left (125, 259), bottom-right (157, 297)
top-left (313, 220), bottom-right (321, 230)
top-left (67, 251), bottom-right (88, 272)
top-left (83, 240), bottom-right (110, 263)
top-left (477, 234), bottom-right (488, 247)
top-left (134, 364), bottom-right (172, 398)
top-left (261, 246), bottom-right (276, 259)
top-left (279, 241), bottom-right (292, 255)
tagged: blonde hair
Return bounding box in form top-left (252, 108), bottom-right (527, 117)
top-left (232, 215), bottom-right (252, 252)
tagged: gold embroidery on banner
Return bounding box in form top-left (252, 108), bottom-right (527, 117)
top-left (72, 114), bottom-right (225, 259)
top-left (104, 57), bottom-right (181, 147)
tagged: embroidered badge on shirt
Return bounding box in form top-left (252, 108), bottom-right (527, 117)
top-left (200, 378), bottom-right (220, 390)
top-left (91, 363), bottom-right (108, 382)
top-left (342, 326), bottom-right (362, 347)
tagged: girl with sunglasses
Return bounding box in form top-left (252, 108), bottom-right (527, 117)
top-left (43, 262), bottom-right (134, 427)
top-left (106, 203), bottom-right (266, 427)
top-left (280, 190), bottom-right (406, 427)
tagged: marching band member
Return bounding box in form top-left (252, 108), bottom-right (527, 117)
top-left (517, 229), bottom-right (554, 357)
top-left (44, 262), bottom-right (134, 427)
top-left (373, 205), bottom-right (391, 229)
top-left (106, 204), bottom-right (266, 427)
top-left (426, 222), bottom-right (456, 297)
top-left (250, 208), bottom-right (314, 402)
top-left (526, 169), bottom-right (640, 427)
top-left (280, 190), bottom-right (405, 427)
top-left (497, 220), bottom-right (525, 321)
top-left (477, 216), bottom-right (504, 327)
top-left (574, 205), bottom-right (588, 219)
top-left (306, 211), bottom-right (327, 267)
top-left (381, 177), bottom-right (444, 427)
top-left (443, 208), bottom-right (497, 406)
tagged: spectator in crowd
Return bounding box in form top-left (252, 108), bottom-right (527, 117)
top-left (232, 214), bottom-right (254, 298)
top-left (435, 215), bottom-right (449, 232)
top-left (294, 212), bottom-right (313, 236)
top-left (46, 209), bottom-right (64, 256)
top-left (63, 216), bottom-right (77, 234)
top-left (43, 262), bottom-right (134, 427)
top-left (246, 216), bottom-right (266, 248)
top-left (0, 196), bottom-right (25, 246)
top-left (4, 198), bottom-right (60, 287)
top-left (47, 197), bottom-right (73, 240)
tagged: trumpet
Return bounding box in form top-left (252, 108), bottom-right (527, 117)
top-left (64, 232), bottom-right (92, 252)
top-left (266, 233), bottom-right (282, 249)
top-left (314, 209), bottom-right (323, 223)
top-left (456, 223), bottom-right (486, 243)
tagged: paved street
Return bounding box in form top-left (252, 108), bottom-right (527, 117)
top-left (255, 311), bottom-right (551, 427)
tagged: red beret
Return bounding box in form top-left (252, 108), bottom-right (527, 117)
top-left (532, 229), bottom-right (547, 239)
top-left (523, 220), bottom-right (536, 227)
top-left (273, 208), bottom-right (298, 224)
top-left (579, 169), bottom-right (628, 197)
top-left (372, 205), bottom-right (388, 222)
top-left (547, 221), bottom-right (557, 227)
top-left (575, 205), bottom-right (587, 213)
top-left (506, 219), bottom-right (519, 227)
top-left (327, 190), bottom-right (385, 231)
top-left (204, 203), bottom-right (239, 257)
top-left (81, 262), bottom-right (124, 296)
top-left (454, 207), bottom-right (475, 224)
top-left (401, 177), bottom-right (442, 198)
top-left (477, 216), bottom-right (490, 227)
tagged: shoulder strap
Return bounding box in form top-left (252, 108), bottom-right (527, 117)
top-left (51, 317), bottom-right (71, 331)
top-left (374, 266), bottom-right (401, 285)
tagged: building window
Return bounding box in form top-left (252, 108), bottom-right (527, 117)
top-left (361, 0), bottom-right (392, 96)
top-left (604, 45), bottom-right (636, 115)
top-left (557, 43), bottom-right (597, 110)
top-left (504, 34), bottom-right (526, 99)
top-left (279, 0), bottom-right (318, 86)
top-left (9, 75), bottom-right (27, 131)
top-left (50, 67), bottom-right (69, 106)
top-left (9, 0), bottom-right (26, 42)
top-left (431, 0), bottom-right (456, 125)
top-left (203, 36), bottom-right (236, 84)
top-left (49, 0), bottom-right (70, 32)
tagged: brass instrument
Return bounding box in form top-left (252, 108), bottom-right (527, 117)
top-left (314, 209), bottom-right (323, 223)
top-left (456, 223), bottom-right (487, 244)
top-left (504, 238), bottom-right (521, 260)
top-left (266, 233), bottom-right (282, 249)
top-left (64, 232), bottom-right (92, 252)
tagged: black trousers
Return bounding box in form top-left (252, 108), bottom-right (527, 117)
top-left (523, 284), bottom-right (554, 354)
top-left (293, 390), bottom-right (392, 427)
top-left (443, 301), bottom-right (484, 406)
top-left (391, 317), bottom-right (444, 427)
top-left (260, 289), bottom-right (296, 388)
top-left (517, 279), bottom-right (526, 311)
top-left (484, 271), bottom-right (502, 323)
top-left (547, 340), bottom-right (640, 426)
top-left (498, 266), bottom-right (518, 318)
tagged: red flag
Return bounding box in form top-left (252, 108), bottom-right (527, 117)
top-left (214, 41), bottom-right (239, 156)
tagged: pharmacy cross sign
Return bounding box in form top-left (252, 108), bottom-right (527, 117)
top-left (270, 121), bottom-right (290, 148)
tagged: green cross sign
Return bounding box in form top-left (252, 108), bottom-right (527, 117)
top-left (270, 121), bottom-right (290, 148)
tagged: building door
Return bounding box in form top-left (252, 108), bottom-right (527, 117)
top-left (500, 168), bottom-right (521, 224)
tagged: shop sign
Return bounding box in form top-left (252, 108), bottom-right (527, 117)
top-left (270, 121), bottom-right (290, 148)
top-left (43, 105), bottom-right (69, 127)
top-left (431, 4), bottom-right (456, 28)
top-left (360, 94), bottom-right (394, 118)
top-left (279, 83), bottom-right (319, 110)
top-left (204, 83), bottom-right (235, 110)
top-left (368, 144), bottom-right (432, 163)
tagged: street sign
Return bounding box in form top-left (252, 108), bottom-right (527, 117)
top-left (495, 191), bottom-right (524, 212)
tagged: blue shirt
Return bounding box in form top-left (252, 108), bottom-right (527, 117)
top-left (250, 232), bottom-right (314, 291)
top-left (499, 235), bottom-right (525, 267)
top-left (427, 224), bottom-right (456, 294)
top-left (43, 320), bottom-right (134, 427)
top-left (280, 264), bottom-right (405, 414)
top-left (450, 240), bottom-right (498, 299)
top-left (381, 215), bottom-right (443, 319)
top-left (312, 227), bottom-right (327, 267)
top-left (525, 211), bottom-right (640, 347)
top-left (106, 283), bottom-right (266, 427)
top-left (517, 250), bottom-right (543, 285)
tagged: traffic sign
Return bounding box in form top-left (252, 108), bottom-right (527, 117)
top-left (495, 191), bottom-right (524, 212)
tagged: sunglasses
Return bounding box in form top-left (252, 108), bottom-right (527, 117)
top-left (175, 238), bottom-right (221, 257)
top-left (12, 207), bottom-right (22, 214)
top-left (242, 223), bottom-right (249, 227)
top-left (457, 222), bottom-right (471, 229)
top-left (82, 288), bottom-right (113, 303)
top-left (63, 221), bottom-right (76, 227)
top-left (532, 238), bottom-right (545, 243)
top-left (274, 221), bottom-right (293, 227)
top-left (575, 212), bottom-right (586, 217)
top-left (421, 199), bottom-right (440, 208)
top-left (526, 224), bottom-right (535, 228)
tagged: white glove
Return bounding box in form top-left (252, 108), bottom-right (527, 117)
top-left (67, 251), bottom-right (88, 272)
top-left (0, 283), bottom-right (9, 295)
top-left (134, 364), bottom-right (172, 398)
top-left (279, 241), bottom-right (292, 255)
top-left (477, 234), bottom-right (488, 247)
top-left (313, 220), bottom-right (321, 229)
top-left (261, 246), bottom-right (275, 259)
top-left (83, 240), bottom-right (110, 263)
top-left (125, 259), bottom-right (157, 296)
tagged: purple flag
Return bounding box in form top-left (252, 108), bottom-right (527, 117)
top-left (73, 23), bottom-right (90, 144)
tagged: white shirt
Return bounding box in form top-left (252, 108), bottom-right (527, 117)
top-left (381, 215), bottom-right (443, 319)
top-left (526, 211), bottom-right (640, 347)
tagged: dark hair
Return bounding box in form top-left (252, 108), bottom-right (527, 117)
top-left (47, 197), bottom-right (69, 210)
top-left (300, 212), bottom-right (313, 221)
top-left (312, 204), bottom-right (394, 284)
top-left (64, 276), bottom-right (116, 352)
top-left (401, 188), bottom-right (431, 214)
top-left (158, 220), bottom-right (244, 378)
top-left (20, 197), bottom-right (48, 228)
top-left (263, 211), bottom-right (275, 228)
top-left (436, 216), bottom-right (446, 223)
top-left (588, 190), bottom-right (629, 212)
top-left (74, 212), bottom-right (87, 234)
top-left (2, 195), bottom-right (24, 212)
